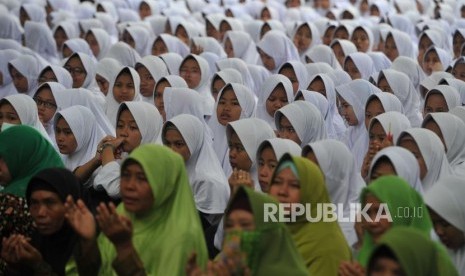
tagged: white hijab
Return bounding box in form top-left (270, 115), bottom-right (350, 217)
top-left (336, 79), bottom-right (380, 171)
top-left (164, 114), bottom-right (230, 214)
top-left (159, 52), bottom-right (183, 75)
top-left (96, 58), bottom-right (122, 85)
top-left (366, 93), bottom-right (403, 116)
top-left (124, 25), bottom-right (153, 56)
top-left (88, 28), bottom-right (112, 60)
top-left (440, 78), bottom-right (465, 106)
top-left (391, 56), bottom-right (426, 93)
top-left (275, 101), bottom-right (327, 147)
top-left (370, 111), bottom-right (411, 144)
top-left (304, 44), bottom-right (342, 70)
top-left (39, 65), bottom-right (73, 89)
top-left (256, 30), bottom-right (300, 73)
top-left (226, 118), bottom-right (276, 191)
top-left (117, 101), bottom-right (163, 144)
top-left (24, 21), bottom-right (58, 65)
top-left (209, 83), bottom-right (256, 176)
top-left (278, 61), bottom-right (309, 92)
top-left (422, 113), bottom-right (465, 177)
top-left (105, 41), bottom-right (141, 67)
top-left (216, 58), bottom-right (256, 95)
top-left (135, 55), bottom-right (169, 103)
top-left (345, 52), bottom-right (376, 80)
top-left (8, 55), bottom-right (42, 97)
top-left (397, 128), bottom-right (453, 192)
top-left (54, 105), bottom-right (105, 171)
top-left (223, 30), bottom-right (260, 65)
top-left (0, 49), bottom-right (21, 98)
top-left (155, 34), bottom-right (190, 58)
top-left (387, 29), bottom-right (416, 60)
top-left (424, 85), bottom-right (461, 112)
top-left (256, 138), bottom-right (302, 165)
top-left (304, 139), bottom-right (365, 247)
top-left (295, 90), bottom-right (329, 120)
top-left (62, 38), bottom-right (94, 58)
top-left (368, 146), bottom-right (424, 195)
top-left (424, 176), bottom-right (465, 274)
top-left (291, 21), bottom-right (321, 56)
top-left (0, 13), bottom-right (23, 43)
top-left (105, 67), bottom-right (141, 127)
top-left (256, 74), bottom-right (294, 130)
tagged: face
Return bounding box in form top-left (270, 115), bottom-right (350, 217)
top-left (266, 85), bottom-right (288, 118)
top-left (55, 117), bottom-right (78, 155)
top-left (338, 96), bottom-right (358, 126)
top-left (228, 132), bottom-right (252, 171)
top-left (136, 65), bottom-right (156, 98)
top-left (422, 50), bottom-right (441, 76)
top-left (38, 69), bottom-right (58, 85)
top-left (225, 209), bottom-right (255, 233)
top-left (121, 30), bottom-right (135, 49)
top-left (260, 24), bottom-right (272, 39)
top-left (286, 0), bottom-right (300, 8)
top-left (9, 66), bottom-right (28, 93)
top-left (151, 38), bottom-right (168, 56)
top-left (363, 194), bottom-right (392, 243)
top-left (417, 35), bottom-right (433, 66)
top-left (257, 147), bottom-right (277, 192)
top-left (377, 77), bottom-right (392, 93)
top-left (370, 5), bottom-right (380, 16)
top-left (29, 190), bottom-right (66, 235)
top-left (423, 93), bottom-right (448, 116)
top-left (369, 159), bottom-right (397, 182)
top-left (422, 119), bottom-right (446, 151)
top-left (62, 45), bottom-right (73, 59)
top-left (258, 48), bottom-right (276, 72)
top-left (278, 116), bottom-right (301, 145)
top-left (96, 74), bottom-right (109, 95)
top-left (175, 25), bottom-right (189, 45)
top-left (219, 21), bottom-right (232, 42)
top-left (429, 208), bottom-right (465, 251)
top-left (206, 21), bottom-right (220, 41)
top-left (279, 66), bottom-right (299, 94)
top-left (116, 109), bottom-right (142, 153)
top-left (163, 128), bottom-right (191, 162)
top-left (293, 24), bottom-right (312, 54)
top-left (351, 28), bottom-right (370, 52)
top-left (85, 31), bottom-right (100, 57)
top-left (224, 38), bottom-right (234, 58)
top-left (314, 0), bottom-right (330, 9)
top-left (120, 162), bottom-right (155, 215)
top-left (323, 26), bottom-right (335, 46)
top-left (269, 167), bottom-right (301, 209)
top-left (365, 99), bottom-right (385, 129)
top-left (64, 56), bottom-right (87, 88)
top-left (217, 88), bottom-right (242, 126)
top-left (308, 77), bottom-right (327, 97)
top-left (398, 136), bottom-right (427, 180)
top-left (113, 72), bottom-right (136, 103)
top-left (180, 58), bottom-right (201, 89)
top-left (305, 149), bottom-right (320, 167)
top-left (334, 27), bottom-right (350, 40)
top-left (452, 63), bottom-right (465, 82)
top-left (19, 7), bottom-right (30, 27)
top-left (139, 2), bottom-right (152, 19)
top-left (344, 58), bottom-right (362, 80)
top-left (53, 27), bottom-right (68, 51)
top-left (35, 88), bottom-right (57, 124)
top-left (0, 103), bottom-right (21, 129)
top-left (453, 33), bottom-right (465, 58)
top-left (369, 257), bottom-right (404, 276)
top-left (0, 158), bottom-right (12, 186)
top-left (260, 8), bottom-right (272, 21)
top-left (211, 77), bottom-right (226, 101)
top-left (332, 42), bottom-right (345, 66)
top-left (154, 80), bottom-right (170, 121)
top-left (368, 121), bottom-right (387, 145)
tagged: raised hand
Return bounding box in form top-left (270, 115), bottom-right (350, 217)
top-left (228, 168), bottom-right (254, 193)
top-left (64, 196), bottom-right (96, 241)
top-left (96, 202), bottom-right (133, 249)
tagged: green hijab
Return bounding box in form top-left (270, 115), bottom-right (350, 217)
top-left (368, 227), bottom-right (458, 276)
top-left (222, 186), bottom-right (308, 276)
top-left (0, 125), bottom-right (63, 197)
top-left (357, 175), bottom-right (433, 267)
top-left (271, 153), bottom-right (351, 275)
top-left (97, 145), bottom-right (208, 275)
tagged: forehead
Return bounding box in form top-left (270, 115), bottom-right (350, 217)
top-left (181, 58), bottom-right (199, 68)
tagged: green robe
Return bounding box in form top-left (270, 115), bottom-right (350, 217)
top-left (369, 227), bottom-right (458, 276)
top-left (0, 125), bottom-right (64, 197)
top-left (273, 154), bottom-right (352, 275)
top-left (97, 145), bottom-right (208, 275)
top-left (357, 175), bottom-right (433, 267)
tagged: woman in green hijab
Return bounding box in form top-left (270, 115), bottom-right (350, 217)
top-left (268, 153), bottom-right (351, 275)
top-left (65, 144), bottom-right (208, 275)
top-left (0, 125), bottom-right (63, 197)
top-left (367, 227), bottom-right (458, 276)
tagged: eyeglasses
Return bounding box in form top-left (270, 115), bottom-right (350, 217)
top-left (34, 97), bottom-right (57, 109)
top-left (64, 66), bottom-right (86, 76)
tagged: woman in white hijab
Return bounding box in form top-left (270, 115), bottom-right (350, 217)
top-left (162, 114), bottom-right (230, 226)
top-left (24, 21), bottom-right (59, 65)
top-left (216, 58), bottom-right (256, 95)
top-left (20, 4), bottom-right (46, 26)
top-left (95, 58), bottom-right (122, 96)
top-left (104, 66), bottom-right (141, 127)
top-left (208, 83), bottom-right (256, 176)
top-left (330, 39), bottom-right (358, 67)
top-left (53, 105), bottom-right (105, 171)
top-left (397, 128), bottom-right (453, 192)
top-left (337, 79), bottom-right (380, 171)
top-left (105, 41), bottom-right (141, 67)
top-left (151, 34), bottom-right (189, 58)
top-left (368, 146), bottom-right (424, 195)
top-left (85, 28), bottom-right (112, 60)
top-left (223, 30), bottom-right (260, 65)
top-left (304, 44), bottom-right (342, 69)
top-left (122, 25), bottom-right (153, 57)
top-left (290, 21), bottom-right (321, 59)
top-left (391, 56), bottom-right (426, 93)
top-left (135, 55), bottom-right (169, 103)
top-left (278, 61), bottom-right (309, 95)
top-left (209, 68), bottom-right (243, 101)
top-left (256, 74), bottom-right (294, 130)
top-left (344, 52), bottom-right (376, 80)
top-left (294, 90), bottom-right (329, 123)
top-left (383, 29), bottom-right (416, 61)
top-left (0, 94), bottom-right (50, 141)
top-left (256, 30), bottom-right (300, 73)
top-left (424, 176), bottom-right (465, 274)
top-left (0, 49), bottom-right (21, 98)
top-left (159, 52), bottom-right (183, 75)
top-left (422, 46), bottom-right (453, 76)
top-left (53, 21), bottom-right (79, 52)
top-left (423, 85), bottom-right (461, 117)
top-left (0, 13), bottom-right (23, 43)
top-left (303, 139), bottom-right (365, 247)
top-left (191, 37), bottom-right (226, 58)
top-left (350, 25), bottom-right (374, 53)
top-left (274, 101), bottom-right (327, 147)
top-left (179, 54), bottom-right (215, 117)
top-left (307, 73), bottom-right (346, 139)
top-left (38, 65), bottom-right (73, 89)
top-left (422, 113), bottom-right (465, 178)
top-left (8, 55), bottom-right (42, 97)
top-left (62, 38), bottom-right (94, 59)
top-left (378, 69), bottom-right (423, 127)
